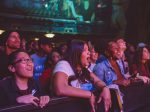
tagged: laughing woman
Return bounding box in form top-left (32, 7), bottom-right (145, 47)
top-left (0, 50), bottom-right (50, 108)
top-left (53, 40), bottom-right (111, 112)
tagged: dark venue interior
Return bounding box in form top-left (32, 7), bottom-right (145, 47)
top-left (0, 0), bottom-right (150, 112)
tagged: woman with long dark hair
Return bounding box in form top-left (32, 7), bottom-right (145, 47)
top-left (53, 40), bottom-right (111, 112)
top-left (131, 46), bottom-right (150, 84)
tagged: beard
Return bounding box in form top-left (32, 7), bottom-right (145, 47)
top-left (7, 43), bottom-right (20, 50)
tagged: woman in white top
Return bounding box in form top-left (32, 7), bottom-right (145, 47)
top-left (53, 40), bottom-right (111, 112)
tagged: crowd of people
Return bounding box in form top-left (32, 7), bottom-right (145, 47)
top-left (0, 31), bottom-right (150, 112)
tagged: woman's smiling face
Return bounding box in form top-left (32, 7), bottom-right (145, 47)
top-left (12, 52), bottom-right (34, 78)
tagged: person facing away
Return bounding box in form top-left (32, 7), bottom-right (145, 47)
top-left (31, 37), bottom-right (53, 81)
top-left (0, 31), bottom-right (21, 79)
top-left (52, 39), bottom-right (111, 112)
top-left (0, 49), bottom-right (50, 108)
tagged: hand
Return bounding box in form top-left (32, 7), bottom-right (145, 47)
top-left (39, 96), bottom-right (50, 108)
top-left (137, 76), bottom-right (150, 84)
top-left (16, 94), bottom-right (39, 106)
top-left (121, 79), bottom-right (130, 86)
top-left (89, 93), bottom-right (96, 112)
top-left (97, 87), bottom-right (111, 112)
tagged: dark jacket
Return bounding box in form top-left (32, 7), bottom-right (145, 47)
top-left (0, 76), bottom-right (43, 108)
top-left (0, 50), bottom-right (10, 79)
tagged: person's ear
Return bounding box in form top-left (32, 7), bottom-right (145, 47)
top-left (8, 65), bottom-right (16, 73)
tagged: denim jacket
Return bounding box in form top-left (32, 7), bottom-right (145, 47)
top-left (93, 59), bottom-right (127, 85)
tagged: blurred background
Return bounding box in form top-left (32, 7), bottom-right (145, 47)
top-left (0, 0), bottom-right (150, 48)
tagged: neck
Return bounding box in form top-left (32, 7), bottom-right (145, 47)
top-left (15, 76), bottom-right (28, 90)
top-left (37, 50), bottom-right (46, 57)
top-left (141, 59), bottom-right (147, 64)
top-left (90, 60), bottom-right (96, 64)
top-left (109, 56), bottom-right (116, 62)
top-left (6, 47), bottom-right (16, 55)
top-left (120, 51), bottom-right (124, 58)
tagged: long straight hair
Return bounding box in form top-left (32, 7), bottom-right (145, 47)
top-left (65, 40), bottom-right (91, 84)
top-left (134, 46), bottom-right (150, 74)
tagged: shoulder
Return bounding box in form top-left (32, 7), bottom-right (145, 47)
top-left (95, 60), bottom-right (108, 68)
top-left (0, 77), bottom-right (13, 91)
top-left (0, 50), bottom-right (7, 58)
top-left (53, 60), bottom-right (74, 77)
top-left (55, 60), bottom-right (71, 68)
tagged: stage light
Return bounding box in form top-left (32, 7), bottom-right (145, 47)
top-left (0, 30), bottom-right (5, 35)
top-left (34, 38), bottom-right (39, 41)
top-left (45, 33), bottom-right (55, 38)
top-left (45, 4), bottom-right (48, 8)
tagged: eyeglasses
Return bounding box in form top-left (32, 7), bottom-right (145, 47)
top-left (13, 58), bottom-right (33, 64)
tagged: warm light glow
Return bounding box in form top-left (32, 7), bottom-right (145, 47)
top-left (0, 30), bottom-right (5, 35)
top-left (34, 38), bottom-right (39, 41)
top-left (45, 33), bottom-right (55, 38)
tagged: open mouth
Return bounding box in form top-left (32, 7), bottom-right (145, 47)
top-left (87, 57), bottom-right (90, 61)
top-left (26, 67), bottom-right (33, 71)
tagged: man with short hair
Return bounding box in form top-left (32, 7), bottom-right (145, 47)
top-left (31, 38), bottom-right (53, 81)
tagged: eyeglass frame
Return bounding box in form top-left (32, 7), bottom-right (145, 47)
top-left (12, 58), bottom-right (33, 65)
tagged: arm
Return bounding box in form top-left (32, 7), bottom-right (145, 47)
top-left (89, 72), bottom-right (106, 89)
top-left (53, 72), bottom-right (96, 112)
top-left (89, 72), bottom-right (112, 112)
top-left (53, 71), bottom-right (92, 98)
top-left (113, 79), bottom-right (130, 87)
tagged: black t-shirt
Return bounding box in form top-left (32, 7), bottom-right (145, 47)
top-left (0, 50), bottom-right (10, 79)
top-left (0, 77), bottom-right (43, 108)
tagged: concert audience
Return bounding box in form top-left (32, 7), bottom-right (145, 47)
top-left (53, 40), bottom-right (111, 112)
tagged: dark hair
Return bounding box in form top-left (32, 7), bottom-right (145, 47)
top-left (113, 36), bottom-right (125, 42)
top-left (66, 40), bottom-right (85, 69)
top-left (45, 49), bottom-right (60, 68)
top-left (58, 43), bottom-right (68, 57)
top-left (133, 46), bottom-right (149, 74)
top-left (134, 47), bottom-right (148, 64)
top-left (65, 40), bottom-right (91, 84)
top-left (38, 38), bottom-right (52, 47)
top-left (1, 31), bottom-right (21, 46)
top-left (8, 49), bottom-right (28, 65)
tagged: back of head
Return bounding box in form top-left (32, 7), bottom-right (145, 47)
top-left (38, 37), bottom-right (52, 47)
